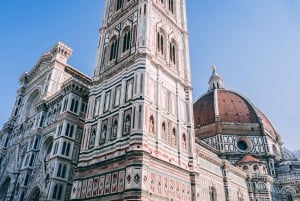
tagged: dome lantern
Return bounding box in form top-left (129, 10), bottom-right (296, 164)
top-left (208, 65), bottom-right (224, 91)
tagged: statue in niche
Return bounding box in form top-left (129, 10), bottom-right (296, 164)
top-left (124, 115), bottom-right (131, 134)
top-left (149, 116), bottom-right (154, 134)
top-left (101, 125), bottom-right (107, 143)
top-left (112, 121), bottom-right (118, 139)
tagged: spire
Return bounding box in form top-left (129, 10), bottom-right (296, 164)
top-left (208, 65), bottom-right (224, 91)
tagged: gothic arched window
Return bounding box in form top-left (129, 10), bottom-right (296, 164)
top-left (210, 186), bottom-right (217, 201)
top-left (169, 40), bottom-right (176, 65)
top-left (287, 194), bottom-right (294, 201)
top-left (172, 128), bottom-right (176, 146)
top-left (162, 122), bottom-right (166, 140)
top-left (116, 0), bottom-right (124, 11)
top-left (168, 0), bottom-right (174, 13)
top-left (109, 36), bottom-right (118, 61)
top-left (157, 30), bottom-right (165, 55)
top-left (122, 27), bottom-right (131, 53)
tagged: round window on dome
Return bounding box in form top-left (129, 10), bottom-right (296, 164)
top-left (237, 140), bottom-right (248, 151)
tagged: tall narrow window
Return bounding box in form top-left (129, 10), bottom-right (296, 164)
top-left (157, 31), bottom-right (165, 55)
top-left (210, 187), bottom-right (217, 201)
top-left (116, 0), bottom-right (124, 11)
top-left (168, 0), bottom-right (174, 13)
top-left (172, 128), bottom-right (176, 146)
top-left (122, 28), bottom-right (131, 53)
top-left (169, 41), bottom-right (176, 65)
top-left (162, 122), bottom-right (166, 140)
top-left (109, 37), bottom-right (118, 61)
top-left (131, 25), bottom-right (137, 46)
top-left (182, 133), bottom-right (187, 150)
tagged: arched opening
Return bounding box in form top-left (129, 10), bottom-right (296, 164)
top-left (161, 122), bottom-right (166, 140)
top-left (169, 39), bottom-right (177, 65)
top-left (149, 115), bottom-right (155, 134)
top-left (157, 29), bottom-right (165, 56)
top-left (109, 36), bottom-right (118, 62)
top-left (124, 115), bottom-right (131, 134)
top-left (253, 165), bottom-right (259, 174)
top-left (25, 89), bottom-right (40, 118)
top-left (172, 128), bottom-right (176, 146)
top-left (28, 187), bottom-right (41, 201)
top-left (287, 194), bottom-right (294, 201)
top-left (209, 186), bottom-right (217, 201)
top-left (182, 133), bottom-right (187, 150)
top-left (0, 177), bottom-right (11, 201)
top-left (121, 26), bottom-right (131, 53)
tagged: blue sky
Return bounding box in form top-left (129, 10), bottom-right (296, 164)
top-left (0, 1), bottom-right (299, 150)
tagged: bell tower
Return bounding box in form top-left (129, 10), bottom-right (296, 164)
top-left (71, 0), bottom-right (195, 200)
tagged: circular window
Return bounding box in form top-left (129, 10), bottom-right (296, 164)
top-left (236, 137), bottom-right (252, 152)
top-left (237, 140), bottom-right (248, 150)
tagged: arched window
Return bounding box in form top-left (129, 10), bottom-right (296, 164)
top-left (116, 0), bottom-right (124, 11)
top-left (101, 46), bottom-right (107, 65)
top-left (52, 184), bottom-right (58, 199)
top-left (62, 165), bottom-right (67, 178)
top-left (253, 165), bottom-right (259, 173)
top-left (62, 142), bottom-right (66, 155)
top-left (53, 142), bottom-right (59, 155)
top-left (29, 154), bottom-right (35, 166)
top-left (52, 184), bottom-right (63, 199)
top-left (149, 116), bottom-right (154, 134)
top-left (63, 98), bottom-right (68, 111)
top-left (287, 194), bottom-right (294, 201)
top-left (109, 36), bottom-right (118, 61)
top-left (172, 128), bottom-right (176, 146)
top-left (57, 164), bottom-right (62, 177)
top-left (169, 41), bottom-right (176, 65)
top-left (161, 122), bottom-right (166, 140)
top-left (210, 186), bottom-right (217, 201)
top-left (66, 143), bottom-right (70, 156)
top-left (122, 27), bottom-right (131, 53)
top-left (168, 0), bottom-right (174, 13)
top-left (182, 133), bottom-right (186, 150)
top-left (57, 185), bottom-right (63, 199)
top-left (70, 99), bottom-right (75, 111)
top-left (157, 30), bottom-right (165, 55)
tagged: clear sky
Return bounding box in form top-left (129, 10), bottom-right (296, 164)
top-left (0, 1), bottom-right (299, 150)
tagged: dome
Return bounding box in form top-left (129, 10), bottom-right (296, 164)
top-left (194, 66), bottom-right (277, 138)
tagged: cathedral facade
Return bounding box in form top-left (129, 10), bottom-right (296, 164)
top-left (0, 1), bottom-right (299, 201)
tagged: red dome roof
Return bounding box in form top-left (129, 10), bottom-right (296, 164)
top-left (193, 88), bottom-right (277, 137)
top-left (194, 89), bottom-right (258, 127)
top-left (194, 66), bottom-right (277, 138)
